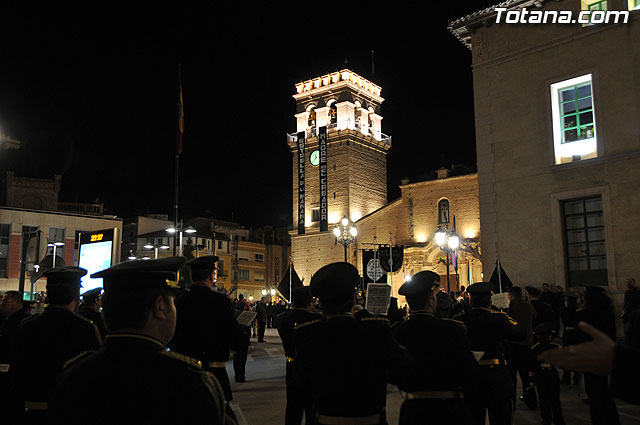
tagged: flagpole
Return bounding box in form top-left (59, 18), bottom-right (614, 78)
top-left (497, 258), bottom-right (503, 293)
top-left (289, 257), bottom-right (292, 305)
top-left (174, 64), bottom-right (182, 256)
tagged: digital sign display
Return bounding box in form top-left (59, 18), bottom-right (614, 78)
top-left (78, 229), bottom-right (115, 295)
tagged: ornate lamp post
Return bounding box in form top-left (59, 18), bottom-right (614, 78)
top-left (333, 216), bottom-right (357, 262)
top-left (435, 225), bottom-right (459, 293)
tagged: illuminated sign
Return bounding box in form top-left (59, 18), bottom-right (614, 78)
top-left (78, 229), bottom-right (116, 295)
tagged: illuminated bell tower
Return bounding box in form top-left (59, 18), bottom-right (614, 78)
top-left (287, 69), bottom-right (392, 282)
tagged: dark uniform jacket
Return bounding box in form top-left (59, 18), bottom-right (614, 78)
top-left (531, 299), bottom-right (555, 329)
top-left (392, 312), bottom-right (475, 393)
top-left (507, 298), bottom-right (536, 346)
top-left (169, 284), bottom-right (249, 363)
top-left (0, 308), bottom-right (29, 362)
top-left (560, 304), bottom-right (579, 346)
top-left (575, 307), bottom-right (616, 342)
top-left (8, 306), bottom-right (101, 405)
top-left (276, 308), bottom-right (322, 360)
top-left (76, 306), bottom-right (107, 340)
top-left (294, 313), bottom-right (405, 418)
top-left (530, 339), bottom-right (560, 377)
top-left (49, 333), bottom-right (231, 425)
top-left (611, 344), bottom-right (640, 404)
top-left (454, 307), bottom-right (525, 398)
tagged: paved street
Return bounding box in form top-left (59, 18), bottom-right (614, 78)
top-left (227, 328), bottom-right (640, 425)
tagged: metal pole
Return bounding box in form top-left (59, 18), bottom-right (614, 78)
top-left (389, 233), bottom-right (393, 289)
top-left (52, 245), bottom-right (57, 268)
top-left (289, 257), bottom-right (292, 305)
top-left (18, 232), bottom-right (28, 296)
top-left (343, 243), bottom-right (347, 263)
top-left (446, 250), bottom-right (451, 293)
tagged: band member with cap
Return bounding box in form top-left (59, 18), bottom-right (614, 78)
top-left (530, 322), bottom-right (566, 425)
top-left (294, 262), bottom-right (406, 425)
top-left (276, 286), bottom-right (322, 425)
top-left (77, 287), bottom-right (107, 340)
top-left (454, 282), bottom-right (525, 425)
top-left (526, 286), bottom-right (555, 331)
top-left (559, 292), bottom-right (581, 385)
top-left (8, 266), bottom-right (101, 424)
top-left (392, 271), bottom-right (475, 425)
top-left (169, 255), bottom-right (249, 402)
top-left (49, 257), bottom-right (234, 425)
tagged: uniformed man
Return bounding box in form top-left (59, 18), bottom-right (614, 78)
top-left (294, 262), bottom-right (406, 425)
top-left (454, 282), bottom-right (525, 425)
top-left (526, 286), bottom-right (555, 331)
top-left (559, 292), bottom-right (581, 385)
top-left (530, 322), bottom-right (566, 425)
top-left (276, 286), bottom-right (322, 425)
top-left (76, 287), bottom-right (107, 340)
top-left (0, 291), bottom-right (29, 414)
top-left (392, 271), bottom-right (475, 425)
top-left (8, 267), bottom-right (101, 424)
top-left (48, 257), bottom-right (234, 425)
top-left (168, 255), bottom-right (249, 402)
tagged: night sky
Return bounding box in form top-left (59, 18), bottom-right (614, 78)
top-left (0, 2), bottom-right (494, 228)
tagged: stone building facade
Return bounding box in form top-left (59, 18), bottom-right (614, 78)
top-left (448, 0), bottom-right (640, 297)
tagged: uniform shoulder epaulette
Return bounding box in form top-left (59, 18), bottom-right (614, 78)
top-left (161, 350), bottom-right (204, 369)
top-left (75, 315), bottom-right (103, 344)
top-left (275, 310), bottom-right (288, 319)
top-left (443, 318), bottom-right (466, 327)
top-left (491, 309), bottom-right (519, 325)
top-left (63, 350), bottom-right (94, 369)
top-left (452, 312), bottom-right (465, 319)
top-left (294, 318), bottom-right (322, 330)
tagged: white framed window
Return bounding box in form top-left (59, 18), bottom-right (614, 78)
top-left (581, 0), bottom-right (607, 25)
top-left (254, 271), bottom-right (265, 282)
top-left (550, 74), bottom-right (598, 165)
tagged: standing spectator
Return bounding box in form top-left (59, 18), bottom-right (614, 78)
top-left (256, 297), bottom-right (268, 342)
top-left (232, 294), bottom-right (251, 383)
top-left (506, 286), bottom-right (537, 410)
top-left (576, 286), bottom-right (620, 425)
top-left (539, 283), bottom-right (555, 306)
top-left (266, 302), bottom-right (273, 328)
top-left (622, 278), bottom-right (640, 329)
top-left (386, 297), bottom-right (404, 326)
top-left (435, 289), bottom-right (453, 319)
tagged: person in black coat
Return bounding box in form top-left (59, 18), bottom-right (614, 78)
top-left (530, 323), bottom-right (566, 425)
top-left (48, 257), bottom-right (233, 425)
top-left (454, 282), bottom-right (525, 425)
top-left (574, 286), bottom-right (620, 425)
top-left (393, 271), bottom-right (475, 425)
top-left (8, 267), bottom-right (101, 425)
top-left (294, 262), bottom-right (407, 425)
top-left (169, 256), bottom-right (249, 401)
top-left (559, 292), bottom-right (581, 385)
top-left (0, 291), bottom-right (29, 415)
top-left (276, 286), bottom-right (322, 425)
top-left (526, 286), bottom-right (556, 331)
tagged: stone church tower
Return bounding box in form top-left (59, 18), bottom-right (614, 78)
top-left (288, 70), bottom-right (392, 283)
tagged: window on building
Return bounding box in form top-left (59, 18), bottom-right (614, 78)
top-left (562, 196), bottom-right (607, 287)
top-left (218, 240), bottom-right (223, 250)
top-left (629, 0), bottom-right (640, 10)
top-left (312, 208), bottom-right (320, 222)
top-left (328, 101), bottom-right (337, 126)
top-left (0, 224), bottom-right (10, 278)
top-left (218, 259), bottom-right (224, 276)
top-left (581, 0), bottom-right (607, 25)
top-left (275, 256), bottom-right (280, 281)
top-left (550, 74), bottom-right (597, 165)
top-left (236, 250), bottom-right (249, 261)
top-left (437, 199), bottom-right (450, 225)
top-left (254, 271), bottom-right (265, 282)
top-left (234, 269), bottom-right (250, 281)
top-left (255, 253), bottom-right (264, 263)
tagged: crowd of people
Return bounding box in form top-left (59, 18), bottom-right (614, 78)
top-left (0, 257), bottom-right (639, 425)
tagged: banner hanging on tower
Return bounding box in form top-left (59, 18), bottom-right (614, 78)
top-left (297, 131), bottom-right (306, 235)
top-left (319, 126), bottom-right (328, 232)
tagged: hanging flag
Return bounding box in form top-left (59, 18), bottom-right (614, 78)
top-left (468, 259), bottom-right (473, 285)
top-left (451, 215), bottom-right (458, 271)
top-left (489, 259), bottom-right (513, 293)
top-left (277, 262), bottom-right (303, 303)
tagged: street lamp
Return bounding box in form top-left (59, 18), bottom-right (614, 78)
top-left (143, 243), bottom-right (171, 259)
top-left (435, 225), bottom-right (459, 293)
top-left (47, 242), bottom-right (65, 268)
top-left (333, 216), bottom-right (357, 262)
top-left (166, 221), bottom-right (197, 256)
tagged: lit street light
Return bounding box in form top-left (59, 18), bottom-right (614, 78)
top-left (143, 243), bottom-right (171, 259)
top-left (435, 225), bottom-right (459, 293)
top-left (47, 241), bottom-right (65, 268)
top-left (166, 221), bottom-right (196, 256)
top-left (333, 216), bottom-right (357, 262)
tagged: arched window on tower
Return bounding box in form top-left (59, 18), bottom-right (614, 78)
top-left (438, 199), bottom-right (450, 225)
top-left (328, 100), bottom-right (337, 127)
top-left (307, 105), bottom-right (317, 137)
top-left (368, 107), bottom-right (374, 136)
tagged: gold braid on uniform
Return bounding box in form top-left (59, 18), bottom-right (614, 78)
top-left (443, 318), bottom-right (468, 331)
top-left (359, 317), bottom-right (390, 324)
top-left (293, 319), bottom-right (322, 330)
top-left (161, 350), bottom-right (203, 369)
top-left (490, 310), bottom-right (519, 326)
top-left (76, 314), bottom-right (103, 345)
top-left (63, 350), bottom-right (94, 369)
top-left (200, 371), bottom-right (235, 425)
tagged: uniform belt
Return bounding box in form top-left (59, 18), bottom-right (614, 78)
top-left (0, 363), bottom-right (9, 373)
top-left (540, 363), bottom-right (552, 369)
top-left (406, 391), bottom-right (462, 400)
top-left (25, 401), bottom-right (48, 411)
top-left (286, 357), bottom-right (295, 363)
top-left (208, 361), bottom-right (227, 368)
top-left (564, 327), bottom-right (575, 330)
top-left (477, 359), bottom-right (506, 366)
top-left (317, 414), bottom-right (382, 425)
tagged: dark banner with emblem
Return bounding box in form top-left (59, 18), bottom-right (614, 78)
top-left (297, 131), bottom-right (306, 235)
top-left (362, 249), bottom-right (387, 289)
top-left (378, 245), bottom-right (404, 273)
top-left (319, 126), bottom-right (328, 232)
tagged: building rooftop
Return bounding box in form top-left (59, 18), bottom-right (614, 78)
top-left (294, 69), bottom-right (382, 98)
